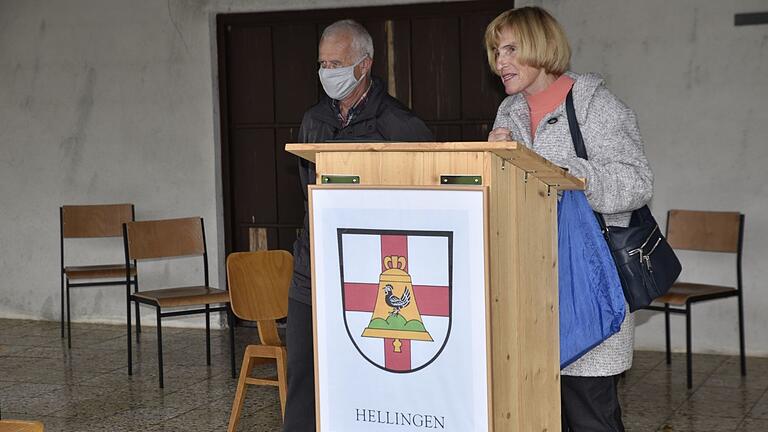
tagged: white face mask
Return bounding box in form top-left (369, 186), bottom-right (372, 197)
top-left (318, 56), bottom-right (366, 100)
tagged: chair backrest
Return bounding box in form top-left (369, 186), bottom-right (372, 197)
top-left (124, 217), bottom-right (206, 260)
top-left (61, 204), bottom-right (134, 238)
top-left (666, 210), bottom-right (743, 253)
top-left (227, 251), bottom-right (293, 346)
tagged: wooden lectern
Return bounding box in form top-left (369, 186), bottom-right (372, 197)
top-left (286, 142), bottom-right (584, 432)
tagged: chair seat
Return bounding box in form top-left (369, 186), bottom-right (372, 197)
top-left (133, 286), bottom-right (230, 307)
top-left (655, 282), bottom-right (737, 306)
top-left (0, 420), bottom-right (45, 432)
top-left (65, 264), bottom-right (136, 280)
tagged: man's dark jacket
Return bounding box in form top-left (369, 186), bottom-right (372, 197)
top-left (289, 76), bottom-right (433, 304)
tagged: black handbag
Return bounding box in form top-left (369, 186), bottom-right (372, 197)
top-left (564, 89), bottom-right (682, 312)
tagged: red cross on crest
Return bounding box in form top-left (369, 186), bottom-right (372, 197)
top-left (339, 229), bottom-right (452, 373)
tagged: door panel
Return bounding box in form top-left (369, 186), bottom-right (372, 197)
top-left (230, 128), bottom-right (278, 251)
top-left (360, 19), bottom-right (388, 82)
top-left (219, 1), bottom-right (511, 255)
top-left (431, 125), bottom-right (463, 142)
top-left (411, 17), bottom-right (462, 121)
top-left (390, 19), bottom-right (412, 107)
top-left (227, 26), bottom-right (274, 124)
top-left (273, 24), bottom-right (319, 123)
top-left (461, 12), bottom-right (506, 120)
top-left (462, 124), bottom-right (492, 141)
top-left (230, 128), bottom-right (277, 226)
top-left (275, 127), bottom-right (303, 227)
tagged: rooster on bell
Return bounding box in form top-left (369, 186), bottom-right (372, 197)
top-left (383, 284), bottom-right (411, 318)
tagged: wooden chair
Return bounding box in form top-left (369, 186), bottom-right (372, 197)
top-left (60, 204), bottom-right (139, 348)
top-left (0, 420), bottom-right (44, 432)
top-left (226, 251), bottom-right (293, 432)
top-left (123, 217), bottom-right (235, 388)
top-left (645, 210), bottom-right (746, 389)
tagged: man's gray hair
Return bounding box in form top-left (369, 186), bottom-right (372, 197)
top-left (321, 19), bottom-right (374, 60)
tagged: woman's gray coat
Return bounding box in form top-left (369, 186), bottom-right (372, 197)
top-left (493, 72), bottom-right (653, 376)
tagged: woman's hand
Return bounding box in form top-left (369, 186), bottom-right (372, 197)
top-left (488, 127), bottom-right (512, 142)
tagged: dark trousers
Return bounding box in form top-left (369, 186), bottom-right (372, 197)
top-left (561, 375), bottom-right (625, 432)
top-left (283, 299), bottom-right (315, 432)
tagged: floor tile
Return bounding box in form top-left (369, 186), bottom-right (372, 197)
top-left (2, 319), bottom-right (766, 432)
top-left (660, 412), bottom-right (742, 431)
top-left (737, 417), bottom-right (768, 431)
top-left (748, 392), bottom-right (768, 419)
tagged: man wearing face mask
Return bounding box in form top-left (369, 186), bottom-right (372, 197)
top-left (283, 19), bottom-right (433, 431)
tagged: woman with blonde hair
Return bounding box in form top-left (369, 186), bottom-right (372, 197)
top-left (486, 7), bottom-right (653, 431)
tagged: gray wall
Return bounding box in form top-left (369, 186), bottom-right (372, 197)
top-left (0, 0), bottom-right (452, 327)
top-left (1, 0), bottom-right (767, 355)
top-left (520, 0), bottom-right (768, 356)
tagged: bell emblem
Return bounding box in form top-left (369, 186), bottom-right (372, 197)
top-left (361, 255), bottom-right (433, 352)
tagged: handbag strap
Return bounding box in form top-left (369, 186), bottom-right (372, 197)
top-left (565, 89), bottom-right (651, 229)
top-left (566, 90), bottom-right (588, 160)
top-left (565, 89), bottom-right (609, 231)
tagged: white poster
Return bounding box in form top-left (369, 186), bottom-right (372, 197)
top-left (311, 187), bottom-right (488, 432)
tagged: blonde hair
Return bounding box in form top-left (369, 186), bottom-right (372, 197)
top-left (484, 7), bottom-right (571, 75)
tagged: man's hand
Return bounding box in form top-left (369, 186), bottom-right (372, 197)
top-left (488, 127), bottom-right (512, 142)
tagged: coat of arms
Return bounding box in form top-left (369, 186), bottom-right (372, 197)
top-left (338, 229), bottom-right (452, 373)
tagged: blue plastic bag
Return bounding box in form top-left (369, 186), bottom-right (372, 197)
top-left (558, 190), bottom-right (626, 368)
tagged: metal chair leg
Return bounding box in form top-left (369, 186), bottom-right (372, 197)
top-left (134, 276), bottom-right (141, 339)
top-left (228, 307), bottom-right (236, 379)
top-left (664, 303), bottom-right (671, 365)
top-left (737, 292), bottom-right (747, 376)
top-left (157, 308), bottom-right (164, 388)
top-left (134, 301), bottom-right (141, 344)
top-left (205, 304), bottom-right (211, 366)
top-left (127, 289), bottom-right (133, 376)
top-left (60, 272), bottom-right (65, 338)
top-left (66, 279), bottom-right (72, 349)
top-left (686, 303), bottom-right (692, 389)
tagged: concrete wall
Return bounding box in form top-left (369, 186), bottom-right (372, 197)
top-left (520, 0), bottom-right (768, 356)
top-left (0, 0), bottom-right (457, 327)
top-left (2, 0), bottom-right (767, 355)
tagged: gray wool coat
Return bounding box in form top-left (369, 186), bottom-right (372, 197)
top-left (493, 72), bottom-right (653, 376)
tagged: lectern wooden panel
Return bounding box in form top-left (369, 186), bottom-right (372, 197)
top-left (287, 142), bottom-right (584, 432)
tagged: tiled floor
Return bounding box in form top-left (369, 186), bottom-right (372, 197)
top-left (1, 319), bottom-right (766, 431)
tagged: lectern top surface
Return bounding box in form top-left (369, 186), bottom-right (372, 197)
top-left (285, 141), bottom-right (585, 190)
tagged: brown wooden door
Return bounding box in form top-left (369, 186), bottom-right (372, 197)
top-left (217, 0), bottom-right (510, 255)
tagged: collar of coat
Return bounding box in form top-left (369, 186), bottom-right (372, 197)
top-left (312, 76), bottom-right (387, 127)
top-left (502, 72), bottom-right (605, 145)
